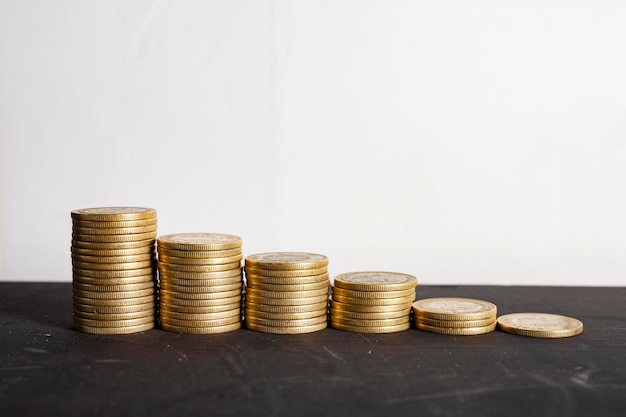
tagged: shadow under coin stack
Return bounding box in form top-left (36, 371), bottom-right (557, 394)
top-left (329, 271), bottom-right (417, 333)
top-left (71, 207), bottom-right (158, 334)
top-left (244, 252), bottom-right (329, 334)
top-left (412, 297), bottom-right (497, 335)
top-left (157, 233), bottom-right (243, 334)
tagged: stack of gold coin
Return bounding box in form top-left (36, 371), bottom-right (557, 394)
top-left (157, 233), bottom-right (243, 334)
top-left (71, 207), bottom-right (158, 334)
top-left (329, 271), bottom-right (417, 333)
top-left (244, 252), bottom-right (330, 334)
top-left (412, 297), bottom-right (497, 335)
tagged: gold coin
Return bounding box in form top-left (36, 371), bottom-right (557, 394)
top-left (497, 313), bottom-right (583, 338)
top-left (158, 268), bottom-right (242, 280)
top-left (158, 261), bottom-right (241, 273)
top-left (160, 276), bottom-right (242, 288)
top-left (73, 301), bottom-right (155, 314)
top-left (331, 286), bottom-right (415, 299)
top-left (412, 298), bottom-right (497, 321)
top-left (245, 287), bottom-right (329, 299)
top-left (415, 316), bottom-right (496, 328)
top-left (73, 315), bottom-right (155, 328)
top-left (72, 281), bottom-right (154, 292)
top-left (74, 322), bottom-right (155, 334)
top-left (158, 253), bottom-right (242, 265)
top-left (330, 308), bottom-right (410, 321)
top-left (71, 207), bottom-right (156, 222)
top-left (159, 282), bottom-right (242, 294)
top-left (244, 293), bottom-right (328, 306)
top-left (245, 321), bottom-right (326, 334)
top-left (246, 280), bottom-right (329, 292)
top-left (73, 294), bottom-right (155, 306)
top-left (72, 260), bottom-right (154, 271)
top-left (244, 314), bottom-right (327, 328)
top-left (245, 252), bottom-right (328, 270)
top-left (244, 300), bottom-right (328, 313)
top-left (157, 247), bottom-right (241, 259)
top-left (73, 288), bottom-right (154, 300)
top-left (74, 308), bottom-right (155, 321)
top-left (157, 233), bottom-right (242, 251)
top-left (73, 267), bottom-right (154, 279)
top-left (329, 299), bottom-right (412, 313)
top-left (160, 315), bottom-right (241, 328)
top-left (159, 309), bottom-right (240, 321)
top-left (72, 225), bottom-right (158, 235)
top-left (244, 308), bottom-right (325, 320)
top-left (330, 322), bottom-right (410, 334)
top-left (333, 271), bottom-right (417, 291)
top-left (415, 322), bottom-right (497, 335)
top-left (72, 218), bottom-right (157, 228)
top-left (244, 266), bottom-right (327, 278)
top-left (330, 316), bottom-right (409, 327)
top-left (159, 301), bottom-right (241, 314)
top-left (71, 246), bottom-right (155, 256)
top-left (159, 288), bottom-right (241, 300)
top-left (71, 239), bottom-right (155, 250)
top-left (159, 294), bottom-right (242, 307)
top-left (245, 272), bottom-right (330, 285)
top-left (71, 253), bottom-right (154, 264)
top-left (72, 231), bottom-right (157, 243)
top-left (72, 274), bottom-right (155, 286)
top-left (332, 293), bottom-right (415, 306)
top-left (160, 321), bottom-right (241, 334)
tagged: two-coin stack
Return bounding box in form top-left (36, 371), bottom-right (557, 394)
top-left (71, 207), bottom-right (158, 334)
top-left (412, 297), bottom-right (497, 335)
top-left (329, 271), bottom-right (417, 333)
top-left (157, 233), bottom-right (243, 334)
top-left (244, 252), bottom-right (330, 334)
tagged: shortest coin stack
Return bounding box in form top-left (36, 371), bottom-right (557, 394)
top-left (412, 297), bottom-right (497, 335)
top-left (244, 252), bottom-right (330, 334)
top-left (330, 271), bottom-right (417, 334)
top-left (497, 313), bottom-right (583, 338)
top-left (71, 207), bottom-right (158, 335)
top-left (157, 233), bottom-right (244, 334)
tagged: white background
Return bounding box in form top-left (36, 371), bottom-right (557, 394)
top-left (1, 1), bottom-right (625, 286)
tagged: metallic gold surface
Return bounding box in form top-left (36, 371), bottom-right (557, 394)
top-left (244, 300), bottom-right (328, 314)
top-left (160, 321), bottom-right (241, 334)
top-left (157, 233), bottom-right (242, 251)
top-left (73, 267), bottom-right (154, 279)
top-left (244, 252), bottom-right (328, 270)
top-left (333, 271), bottom-right (417, 291)
top-left (244, 293), bottom-right (328, 306)
top-left (72, 231), bottom-right (157, 243)
top-left (331, 287), bottom-right (415, 299)
top-left (245, 280), bottom-right (329, 292)
top-left (330, 321), bottom-right (410, 334)
top-left (245, 287), bottom-right (329, 299)
top-left (497, 313), bottom-right (583, 338)
top-left (71, 207), bottom-right (156, 222)
top-left (243, 266), bottom-right (327, 278)
top-left (158, 253), bottom-right (242, 265)
top-left (412, 298), bottom-right (497, 321)
top-left (244, 321), bottom-right (326, 334)
top-left (332, 293), bottom-right (415, 306)
top-left (415, 322), bottom-right (497, 335)
top-left (157, 247), bottom-right (241, 258)
top-left (73, 322), bottom-right (154, 334)
top-left (415, 316), bottom-right (496, 328)
top-left (158, 261), bottom-right (241, 273)
top-left (329, 299), bottom-right (412, 313)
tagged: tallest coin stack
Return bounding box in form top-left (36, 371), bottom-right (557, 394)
top-left (71, 207), bottom-right (158, 334)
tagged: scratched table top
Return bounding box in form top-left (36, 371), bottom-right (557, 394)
top-left (1, 283), bottom-right (624, 417)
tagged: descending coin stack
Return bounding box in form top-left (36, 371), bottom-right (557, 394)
top-left (412, 297), bottom-right (497, 335)
top-left (497, 312), bottom-right (583, 338)
top-left (157, 233), bottom-right (243, 334)
top-left (329, 271), bottom-right (417, 333)
top-left (71, 207), bottom-right (158, 334)
top-left (244, 252), bottom-right (330, 334)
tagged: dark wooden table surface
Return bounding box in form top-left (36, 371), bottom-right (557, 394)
top-left (1, 283), bottom-right (624, 417)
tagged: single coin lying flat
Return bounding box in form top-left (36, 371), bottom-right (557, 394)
top-left (497, 313), bottom-right (583, 338)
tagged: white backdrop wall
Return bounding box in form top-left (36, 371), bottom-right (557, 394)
top-left (1, 1), bottom-right (625, 285)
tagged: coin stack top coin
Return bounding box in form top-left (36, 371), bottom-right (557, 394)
top-left (244, 252), bottom-right (330, 334)
top-left (412, 297), bottom-right (497, 335)
top-left (329, 271), bottom-right (417, 333)
top-left (497, 312), bottom-right (583, 338)
top-left (157, 233), bottom-right (243, 334)
top-left (71, 207), bottom-right (157, 334)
